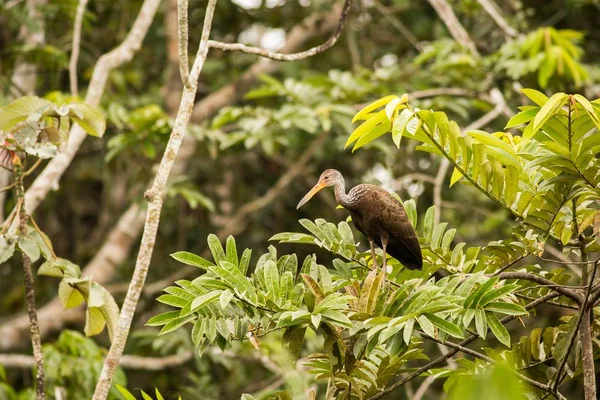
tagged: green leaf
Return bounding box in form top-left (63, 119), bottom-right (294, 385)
top-left (207, 234), bottom-right (226, 264)
top-left (352, 121), bottom-right (391, 152)
top-left (146, 311), bottom-right (181, 326)
top-left (85, 307), bottom-right (106, 337)
top-left (345, 110), bottom-right (387, 149)
top-left (170, 251), bottom-right (213, 269)
top-left (521, 88), bottom-right (549, 106)
top-left (528, 92), bottom-right (568, 139)
top-left (0, 236), bottom-right (15, 264)
top-left (210, 261), bottom-right (258, 305)
top-left (58, 278), bottom-right (86, 308)
top-left (225, 236), bottom-right (238, 268)
top-left (219, 289), bottom-right (234, 309)
top-left (115, 384), bottom-right (137, 400)
top-left (38, 259), bottom-right (64, 278)
top-left (140, 390), bottom-right (153, 400)
top-left (425, 314), bottom-right (463, 338)
top-left (18, 237), bottom-right (41, 262)
top-left (423, 206), bottom-right (435, 241)
top-left (505, 108), bottom-right (539, 128)
top-left (190, 291), bottom-right (221, 311)
top-left (485, 302), bottom-right (527, 315)
top-left (475, 308), bottom-right (487, 338)
top-left (68, 103), bottom-right (106, 137)
top-left (0, 96), bottom-right (51, 132)
top-left (486, 311), bottom-right (511, 346)
top-left (264, 260), bottom-right (280, 300)
top-left (284, 326), bottom-right (307, 360)
top-left (352, 95), bottom-right (398, 123)
top-left (392, 108), bottom-right (413, 148)
top-left (358, 269), bottom-right (384, 314)
top-left (479, 284), bottom-right (518, 306)
top-left (158, 315), bottom-right (195, 336)
top-left (155, 388), bottom-right (165, 400)
top-left (574, 94), bottom-right (600, 131)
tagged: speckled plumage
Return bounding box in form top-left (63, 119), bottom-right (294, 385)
top-left (298, 169), bottom-right (422, 270)
top-left (340, 184), bottom-right (422, 270)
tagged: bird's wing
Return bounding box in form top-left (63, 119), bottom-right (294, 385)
top-left (376, 190), bottom-right (422, 265)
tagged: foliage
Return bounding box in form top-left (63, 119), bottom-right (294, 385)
top-left (152, 87), bottom-right (600, 398)
top-left (116, 385), bottom-right (181, 400)
top-left (0, 96), bottom-right (118, 340)
top-left (43, 330), bottom-right (126, 399)
top-left (494, 28), bottom-right (589, 88)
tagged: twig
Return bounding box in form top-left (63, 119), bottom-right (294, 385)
top-left (0, 182), bottom-right (15, 193)
top-left (412, 375), bottom-right (435, 400)
top-left (0, 352), bottom-right (193, 370)
top-left (14, 160), bottom-right (45, 399)
top-left (422, 333), bottom-right (565, 397)
top-left (475, 0), bottom-right (519, 38)
top-left (24, 158), bottom-right (42, 176)
top-left (515, 293), bottom-right (578, 310)
top-left (427, 0), bottom-right (479, 56)
top-left (497, 271), bottom-right (581, 303)
top-left (92, 2), bottom-right (219, 399)
top-left (554, 238), bottom-right (598, 398)
top-left (366, 292), bottom-right (560, 400)
top-left (373, 1), bottom-right (422, 52)
top-left (207, 0), bottom-right (351, 61)
top-left (177, 0), bottom-right (190, 87)
top-left (69, 0), bottom-right (89, 97)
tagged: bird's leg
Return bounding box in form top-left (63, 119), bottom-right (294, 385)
top-left (368, 237), bottom-right (378, 270)
top-left (381, 235), bottom-right (388, 285)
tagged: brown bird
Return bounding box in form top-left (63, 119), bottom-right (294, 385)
top-left (297, 169), bottom-right (422, 275)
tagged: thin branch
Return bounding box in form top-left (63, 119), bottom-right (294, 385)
top-left (15, 161), bottom-right (45, 399)
top-left (515, 293), bottom-right (578, 310)
top-left (207, 0), bottom-right (351, 61)
top-left (427, 0), bottom-right (479, 56)
top-left (69, 0), bottom-right (89, 97)
top-left (554, 241), bottom-right (598, 398)
top-left (0, 352), bottom-right (193, 370)
top-left (422, 333), bottom-right (564, 397)
top-left (475, 0), bottom-right (519, 38)
top-left (366, 292), bottom-right (561, 400)
top-left (412, 375), bottom-right (435, 400)
top-left (498, 271), bottom-right (582, 303)
top-left (177, 0), bottom-right (190, 86)
top-left (92, 2), bottom-right (218, 398)
top-left (373, 1), bottom-right (422, 52)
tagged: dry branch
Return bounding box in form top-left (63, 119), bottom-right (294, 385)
top-left (69, 0), bottom-right (89, 97)
top-left (207, 0), bottom-right (351, 61)
top-left (91, 1), bottom-right (219, 397)
top-left (427, 0), bottom-right (479, 56)
top-left (476, 0), bottom-right (519, 38)
top-left (0, 352), bottom-right (193, 371)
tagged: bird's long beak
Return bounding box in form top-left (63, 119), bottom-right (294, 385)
top-left (297, 181), bottom-right (326, 209)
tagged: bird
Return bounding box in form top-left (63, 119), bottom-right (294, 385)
top-left (297, 169), bottom-right (422, 277)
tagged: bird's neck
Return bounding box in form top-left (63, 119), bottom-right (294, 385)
top-left (333, 179), bottom-right (353, 209)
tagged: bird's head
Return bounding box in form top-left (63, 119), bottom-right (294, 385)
top-left (297, 169), bottom-right (343, 209)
